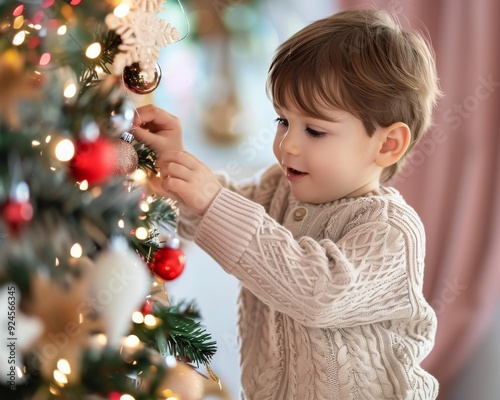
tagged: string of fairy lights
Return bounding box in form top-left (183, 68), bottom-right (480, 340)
top-left (4, 0), bottom-right (181, 261)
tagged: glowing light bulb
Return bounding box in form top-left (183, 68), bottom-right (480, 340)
top-left (144, 314), bottom-right (157, 327)
top-left (140, 202), bottom-right (150, 212)
top-left (54, 139), bottom-right (75, 161)
top-left (135, 227), bottom-right (148, 240)
top-left (53, 370), bottom-right (68, 385)
top-left (132, 311), bottom-right (144, 323)
top-left (114, 4), bottom-right (130, 18)
top-left (132, 169), bottom-right (147, 182)
top-left (13, 5), bottom-right (24, 16)
top-left (13, 15), bottom-right (24, 29)
top-left (63, 82), bottom-right (77, 98)
top-left (85, 42), bottom-right (101, 59)
top-left (95, 334), bottom-right (108, 346)
top-left (39, 52), bottom-right (51, 66)
top-left (123, 335), bottom-right (140, 348)
top-left (49, 385), bottom-right (60, 395)
top-left (57, 359), bottom-right (71, 375)
top-left (79, 180), bottom-right (89, 191)
top-left (70, 243), bottom-right (83, 258)
top-left (12, 31), bottom-right (26, 46)
top-left (57, 25), bottom-right (67, 35)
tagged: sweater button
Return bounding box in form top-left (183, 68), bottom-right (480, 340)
top-left (293, 207), bottom-right (307, 221)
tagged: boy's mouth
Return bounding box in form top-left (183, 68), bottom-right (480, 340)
top-left (286, 167), bottom-right (308, 182)
top-left (287, 167), bottom-right (306, 175)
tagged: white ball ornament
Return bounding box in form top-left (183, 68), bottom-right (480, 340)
top-left (90, 237), bottom-right (151, 347)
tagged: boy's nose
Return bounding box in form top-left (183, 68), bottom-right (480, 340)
top-left (279, 131), bottom-right (300, 156)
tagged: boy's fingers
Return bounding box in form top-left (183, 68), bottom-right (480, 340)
top-left (131, 126), bottom-right (166, 152)
top-left (133, 104), bottom-right (161, 126)
top-left (157, 151), bottom-right (199, 169)
top-left (172, 151), bottom-right (203, 171)
top-left (134, 105), bottom-right (180, 134)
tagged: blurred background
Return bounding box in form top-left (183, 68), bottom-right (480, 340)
top-left (150, 0), bottom-right (500, 399)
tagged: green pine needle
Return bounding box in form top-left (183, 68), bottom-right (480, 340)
top-left (132, 300), bottom-right (217, 366)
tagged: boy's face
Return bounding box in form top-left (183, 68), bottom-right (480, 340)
top-left (272, 104), bottom-right (385, 204)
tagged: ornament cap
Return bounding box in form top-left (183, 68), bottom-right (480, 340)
top-left (121, 132), bottom-right (135, 143)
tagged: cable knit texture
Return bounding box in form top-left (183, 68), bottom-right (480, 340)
top-left (178, 164), bottom-right (439, 400)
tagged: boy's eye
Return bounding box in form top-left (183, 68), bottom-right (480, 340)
top-left (306, 127), bottom-right (327, 138)
top-left (275, 117), bottom-right (288, 127)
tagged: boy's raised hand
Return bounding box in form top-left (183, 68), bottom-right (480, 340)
top-left (132, 105), bottom-right (222, 215)
top-left (159, 151), bottom-right (223, 216)
top-left (132, 104), bottom-right (184, 157)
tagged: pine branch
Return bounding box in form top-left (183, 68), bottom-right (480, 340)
top-left (132, 300), bottom-right (217, 366)
top-left (129, 196), bottom-right (179, 263)
top-left (135, 142), bottom-right (158, 174)
top-left (80, 345), bottom-right (168, 400)
top-left (78, 30), bottom-right (122, 97)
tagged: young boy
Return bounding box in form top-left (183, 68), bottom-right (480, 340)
top-left (133, 8), bottom-right (441, 400)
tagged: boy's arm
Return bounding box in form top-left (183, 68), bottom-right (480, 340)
top-left (194, 189), bottom-right (418, 329)
top-left (177, 164), bottom-right (282, 239)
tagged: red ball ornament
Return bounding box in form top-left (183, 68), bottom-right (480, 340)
top-left (108, 392), bottom-right (122, 400)
top-left (70, 137), bottom-right (116, 185)
top-left (2, 199), bottom-right (33, 236)
top-left (150, 247), bottom-right (186, 281)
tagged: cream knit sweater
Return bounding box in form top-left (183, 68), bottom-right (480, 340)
top-left (177, 164), bottom-right (439, 400)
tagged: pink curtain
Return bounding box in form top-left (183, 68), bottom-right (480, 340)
top-left (338, 1), bottom-right (500, 398)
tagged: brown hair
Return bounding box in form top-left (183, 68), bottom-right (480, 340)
top-left (267, 9), bottom-right (442, 181)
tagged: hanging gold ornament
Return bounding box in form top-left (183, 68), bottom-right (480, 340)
top-left (123, 62), bottom-right (162, 95)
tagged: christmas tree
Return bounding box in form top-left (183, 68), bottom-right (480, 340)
top-left (0, 1), bottom-right (218, 399)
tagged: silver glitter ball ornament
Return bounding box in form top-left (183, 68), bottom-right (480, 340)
top-left (111, 138), bottom-right (139, 175)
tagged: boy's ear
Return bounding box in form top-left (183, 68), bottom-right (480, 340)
top-left (375, 122), bottom-right (411, 168)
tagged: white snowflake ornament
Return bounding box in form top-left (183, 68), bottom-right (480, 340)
top-left (106, 0), bottom-right (180, 76)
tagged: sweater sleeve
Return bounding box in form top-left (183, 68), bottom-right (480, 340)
top-left (194, 188), bottom-right (415, 329)
top-left (177, 164), bottom-right (282, 240)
